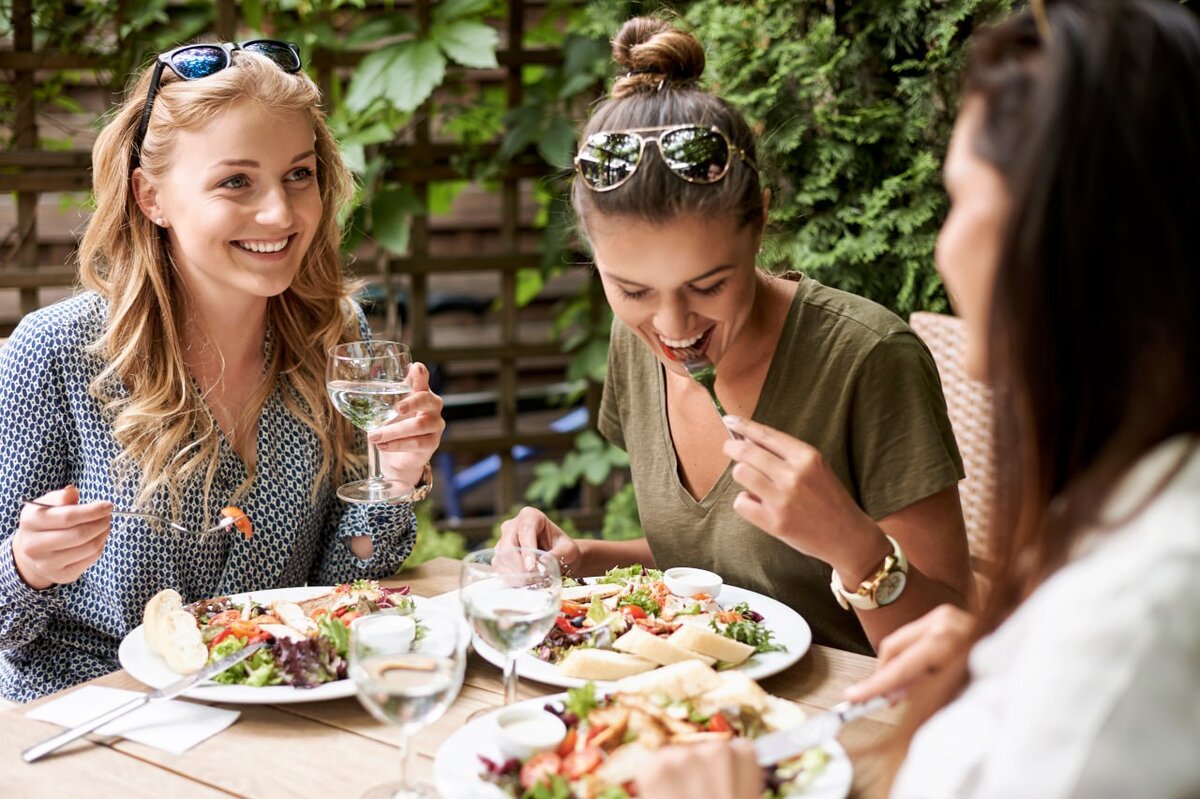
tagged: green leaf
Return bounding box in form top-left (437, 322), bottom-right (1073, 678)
top-left (515, 268), bottom-right (545, 307)
top-left (343, 15), bottom-right (417, 49)
top-left (371, 187), bottom-right (422, 255)
top-left (241, 0), bottom-right (264, 30)
top-left (433, 20), bottom-right (499, 69)
top-left (432, 0), bottom-right (493, 24)
top-left (346, 41), bottom-right (445, 114)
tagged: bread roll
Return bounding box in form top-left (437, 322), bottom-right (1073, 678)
top-left (557, 648), bottom-right (656, 680)
top-left (161, 609), bottom-right (209, 674)
top-left (668, 625), bottom-right (755, 666)
top-left (612, 626), bottom-right (716, 667)
top-left (613, 659), bottom-right (722, 701)
top-left (143, 588), bottom-right (183, 656)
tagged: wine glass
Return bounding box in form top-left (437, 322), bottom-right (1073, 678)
top-left (350, 605), bottom-right (466, 799)
top-left (460, 547), bottom-right (561, 706)
top-left (326, 340), bottom-right (414, 503)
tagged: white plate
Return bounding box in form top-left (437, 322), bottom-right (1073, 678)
top-left (118, 586), bottom-right (460, 704)
top-left (434, 693), bottom-right (852, 799)
top-left (472, 584), bottom-right (812, 690)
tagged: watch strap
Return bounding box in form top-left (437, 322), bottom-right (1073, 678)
top-left (407, 462), bottom-right (434, 503)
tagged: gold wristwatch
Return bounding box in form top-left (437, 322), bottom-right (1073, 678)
top-left (407, 462), bottom-right (434, 503)
top-left (830, 534), bottom-right (909, 610)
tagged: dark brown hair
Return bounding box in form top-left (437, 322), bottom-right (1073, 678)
top-left (570, 17), bottom-right (764, 231)
top-left (883, 0), bottom-right (1200, 783)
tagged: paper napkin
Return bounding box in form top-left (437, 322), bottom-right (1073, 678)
top-left (26, 686), bottom-right (240, 755)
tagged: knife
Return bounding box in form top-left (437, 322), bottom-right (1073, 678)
top-left (22, 637), bottom-right (269, 763)
top-left (754, 693), bottom-right (896, 766)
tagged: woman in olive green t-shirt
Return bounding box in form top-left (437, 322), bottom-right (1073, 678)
top-left (499, 16), bottom-right (972, 654)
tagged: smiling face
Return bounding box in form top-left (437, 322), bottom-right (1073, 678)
top-left (936, 97), bottom-right (1011, 380)
top-left (586, 212), bottom-right (761, 376)
top-left (137, 99), bottom-right (322, 309)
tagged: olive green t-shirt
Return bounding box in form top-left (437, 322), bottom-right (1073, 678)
top-left (598, 274), bottom-right (965, 654)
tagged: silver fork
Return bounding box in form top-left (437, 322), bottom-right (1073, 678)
top-left (677, 346), bottom-right (742, 441)
top-left (20, 498), bottom-right (243, 537)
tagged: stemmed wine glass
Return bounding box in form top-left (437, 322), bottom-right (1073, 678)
top-left (326, 340), bottom-right (413, 503)
top-left (349, 605), bottom-right (466, 799)
top-left (460, 547), bottom-right (561, 706)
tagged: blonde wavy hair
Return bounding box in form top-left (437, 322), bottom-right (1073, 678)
top-left (79, 47), bottom-right (363, 518)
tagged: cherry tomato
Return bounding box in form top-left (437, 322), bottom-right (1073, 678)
top-left (620, 604), bottom-right (647, 621)
top-left (519, 752), bottom-right (561, 790)
top-left (562, 746), bottom-right (602, 779)
top-left (210, 628), bottom-right (234, 647)
top-left (310, 608), bottom-right (331, 621)
top-left (706, 712), bottom-right (732, 733)
top-left (339, 611), bottom-right (361, 624)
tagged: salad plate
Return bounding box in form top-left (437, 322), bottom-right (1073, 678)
top-left (472, 577), bottom-right (812, 690)
top-left (119, 586), bottom-right (457, 704)
top-left (433, 691), bottom-right (853, 799)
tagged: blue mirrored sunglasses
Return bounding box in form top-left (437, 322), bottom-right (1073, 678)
top-left (131, 40), bottom-right (302, 167)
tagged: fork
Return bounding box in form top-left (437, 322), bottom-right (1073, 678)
top-left (677, 347), bottom-right (742, 441)
top-left (20, 498), bottom-right (242, 537)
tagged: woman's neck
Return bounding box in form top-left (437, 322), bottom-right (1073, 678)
top-left (718, 270), bottom-right (796, 385)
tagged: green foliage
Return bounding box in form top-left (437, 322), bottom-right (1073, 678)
top-left (683, 0), bottom-right (1012, 316)
top-left (400, 502), bottom-right (467, 571)
top-left (525, 430), bottom-right (629, 508)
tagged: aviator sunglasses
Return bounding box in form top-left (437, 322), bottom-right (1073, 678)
top-left (574, 124), bottom-right (757, 192)
top-left (132, 40), bottom-right (302, 167)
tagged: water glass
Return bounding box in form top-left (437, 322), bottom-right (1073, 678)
top-left (326, 340), bottom-right (413, 503)
top-left (350, 606), bottom-right (465, 799)
top-left (460, 547), bottom-right (560, 706)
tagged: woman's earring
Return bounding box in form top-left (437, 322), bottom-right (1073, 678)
top-left (154, 217), bottom-right (167, 228)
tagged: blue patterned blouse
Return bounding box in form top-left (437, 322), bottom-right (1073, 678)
top-left (0, 293), bottom-right (417, 702)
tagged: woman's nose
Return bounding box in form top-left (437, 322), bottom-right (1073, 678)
top-left (256, 185), bottom-right (294, 228)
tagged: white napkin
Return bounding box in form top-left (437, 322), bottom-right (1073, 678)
top-left (26, 686), bottom-right (240, 755)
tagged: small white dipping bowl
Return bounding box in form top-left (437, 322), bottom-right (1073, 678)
top-left (494, 707), bottom-right (567, 761)
top-left (663, 566), bottom-right (723, 599)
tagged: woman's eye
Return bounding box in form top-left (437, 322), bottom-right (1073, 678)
top-left (219, 175), bottom-right (249, 190)
top-left (692, 280), bottom-right (726, 297)
top-left (288, 166), bottom-right (316, 182)
top-left (618, 286), bottom-right (648, 301)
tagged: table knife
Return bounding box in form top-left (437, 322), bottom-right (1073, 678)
top-left (754, 693), bottom-right (895, 766)
top-left (22, 637), bottom-right (268, 763)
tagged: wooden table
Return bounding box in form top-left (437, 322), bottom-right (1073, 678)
top-left (1, 557), bottom-right (898, 798)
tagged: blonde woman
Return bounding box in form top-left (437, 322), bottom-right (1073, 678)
top-left (0, 41), bottom-right (445, 702)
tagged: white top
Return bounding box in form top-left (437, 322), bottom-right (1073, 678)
top-left (893, 436), bottom-right (1200, 799)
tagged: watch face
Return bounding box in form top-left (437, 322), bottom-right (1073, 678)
top-left (876, 571), bottom-right (907, 606)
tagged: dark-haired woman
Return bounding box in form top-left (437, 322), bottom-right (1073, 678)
top-left (499, 17), bottom-right (973, 654)
top-left (637, 1), bottom-right (1200, 796)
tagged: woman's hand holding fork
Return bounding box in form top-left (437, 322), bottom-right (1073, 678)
top-left (12, 486), bottom-right (112, 591)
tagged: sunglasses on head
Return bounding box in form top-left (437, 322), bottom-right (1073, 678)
top-left (574, 124), bottom-right (757, 193)
top-left (132, 40), bottom-right (303, 167)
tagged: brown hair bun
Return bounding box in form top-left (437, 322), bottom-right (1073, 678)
top-left (611, 17), bottom-right (705, 98)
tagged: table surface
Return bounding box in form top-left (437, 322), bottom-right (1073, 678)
top-left (2, 557), bottom-right (899, 798)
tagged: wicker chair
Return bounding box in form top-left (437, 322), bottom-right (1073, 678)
top-left (909, 312), bottom-right (996, 569)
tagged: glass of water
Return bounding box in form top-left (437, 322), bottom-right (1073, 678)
top-left (350, 605), bottom-right (465, 799)
top-left (460, 547), bottom-right (561, 706)
top-left (326, 340), bottom-right (413, 503)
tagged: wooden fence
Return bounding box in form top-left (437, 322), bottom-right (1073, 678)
top-left (0, 0), bottom-right (607, 541)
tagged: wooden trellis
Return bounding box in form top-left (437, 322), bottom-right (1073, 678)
top-left (0, 0), bottom-right (606, 541)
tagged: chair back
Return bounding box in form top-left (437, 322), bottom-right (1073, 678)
top-left (909, 312), bottom-right (995, 565)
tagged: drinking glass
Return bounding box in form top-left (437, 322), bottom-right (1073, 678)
top-left (326, 340), bottom-right (413, 503)
top-left (350, 605), bottom-right (465, 799)
top-left (460, 547), bottom-right (561, 706)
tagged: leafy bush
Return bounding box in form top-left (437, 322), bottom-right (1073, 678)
top-left (684, 0), bottom-right (1011, 317)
